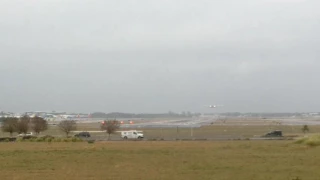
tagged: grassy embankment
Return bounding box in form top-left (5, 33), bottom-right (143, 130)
top-left (0, 141), bottom-right (320, 180)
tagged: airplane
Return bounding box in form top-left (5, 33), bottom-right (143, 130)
top-left (206, 105), bottom-right (224, 108)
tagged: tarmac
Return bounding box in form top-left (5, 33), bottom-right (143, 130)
top-left (64, 116), bottom-right (320, 128)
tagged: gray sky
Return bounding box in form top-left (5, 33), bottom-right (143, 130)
top-left (1, 0), bottom-right (320, 113)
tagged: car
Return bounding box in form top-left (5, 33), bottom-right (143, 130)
top-left (17, 132), bottom-right (33, 137)
top-left (74, 132), bottom-right (91, 138)
top-left (262, 130), bottom-right (282, 137)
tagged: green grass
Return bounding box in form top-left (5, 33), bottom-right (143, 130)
top-left (0, 141), bottom-right (320, 180)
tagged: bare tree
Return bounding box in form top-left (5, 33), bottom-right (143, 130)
top-left (31, 116), bottom-right (48, 135)
top-left (17, 115), bottom-right (30, 134)
top-left (58, 120), bottom-right (76, 137)
top-left (1, 117), bottom-right (18, 136)
top-left (100, 120), bottom-right (120, 140)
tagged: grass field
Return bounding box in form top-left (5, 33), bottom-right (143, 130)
top-left (1, 117), bottom-right (320, 140)
top-left (1, 123), bottom-right (320, 140)
top-left (1, 118), bottom-right (319, 179)
top-left (0, 141), bottom-right (320, 180)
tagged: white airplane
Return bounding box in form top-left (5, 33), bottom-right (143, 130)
top-left (206, 105), bottom-right (224, 108)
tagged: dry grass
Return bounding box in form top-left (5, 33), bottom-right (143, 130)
top-left (295, 134), bottom-right (320, 147)
top-left (0, 141), bottom-right (320, 180)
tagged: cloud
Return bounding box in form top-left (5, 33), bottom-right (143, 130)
top-left (0, 0), bottom-right (319, 113)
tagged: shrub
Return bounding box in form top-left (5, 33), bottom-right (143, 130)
top-left (29, 138), bottom-right (36, 142)
top-left (294, 134), bottom-right (320, 147)
top-left (37, 135), bottom-right (54, 142)
top-left (0, 137), bottom-right (16, 142)
top-left (294, 138), bottom-right (306, 144)
top-left (87, 140), bottom-right (95, 144)
top-left (71, 137), bottom-right (83, 142)
top-left (16, 137), bottom-right (24, 142)
top-left (22, 136), bottom-right (37, 140)
top-left (36, 138), bottom-right (43, 142)
top-left (54, 138), bottom-right (62, 142)
top-left (12, 135), bottom-right (83, 143)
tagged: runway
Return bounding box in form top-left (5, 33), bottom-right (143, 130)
top-left (51, 116), bottom-right (320, 128)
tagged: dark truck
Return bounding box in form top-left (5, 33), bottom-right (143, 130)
top-left (262, 130), bottom-right (283, 137)
top-left (74, 132), bottom-right (91, 138)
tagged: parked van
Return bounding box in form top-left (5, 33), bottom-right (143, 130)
top-left (121, 130), bottom-right (144, 139)
top-left (17, 132), bottom-right (33, 137)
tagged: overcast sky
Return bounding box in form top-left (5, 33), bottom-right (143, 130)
top-left (1, 0), bottom-right (319, 113)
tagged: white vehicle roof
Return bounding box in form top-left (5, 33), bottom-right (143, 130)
top-left (118, 130), bottom-right (143, 133)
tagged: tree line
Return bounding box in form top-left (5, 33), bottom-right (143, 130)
top-left (0, 116), bottom-right (48, 136)
top-left (0, 116), bottom-right (79, 137)
top-left (1, 116), bottom-right (121, 139)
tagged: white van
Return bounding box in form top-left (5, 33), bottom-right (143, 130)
top-left (121, 130), bottom-right (144, 139)
top-left (17, 132), bottom-right (33, 137)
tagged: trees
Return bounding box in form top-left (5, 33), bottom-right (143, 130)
top-left (302, 125), bottom-right (309, 134)
top-left (58, 120), bottom-right (76, 137)
top-left (100, 120), bottom-right (120, 140)
top-left (1, 116), bottom-right (49, 136)
top-left (1, 117), bottom-right (18, 136)
top-left (16, 115), bottom-right (30, 134)
top-left (31, 116), bottom-right (48, 135)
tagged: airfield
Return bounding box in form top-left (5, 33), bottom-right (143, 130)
top-left (2, 116), bottom-right (320, 180)
top-left (65, 115), bottom-right (320, 127)
top-left (43, 116), bottom-right (320, 141)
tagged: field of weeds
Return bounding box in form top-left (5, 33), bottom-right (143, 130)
top-left (0, 141), bottom-right (320, 180)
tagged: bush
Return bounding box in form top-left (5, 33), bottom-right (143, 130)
top-left (22, 136), bottom-right (37, 140)
top-left (294, 138), bottom-right (305, 144)
top-left (54, 138), bottom-right (62, 142)
top-left (72, 137), bottom-right (83, 142)
top-left (0, 137), bottom-right (16, 142)
top-left (294, 134), bottom-right (320, 147)
top-left (16, 137), bottom-right (24, 142)
top-left (36, 138), bottom-right (43, 142)
top-left (87, 140), bottom-right (95, 144)
top-left (7, 135), bottom-right (84, 143)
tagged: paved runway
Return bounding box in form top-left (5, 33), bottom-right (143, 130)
top-left (120, 118), bottom-right (215, 128)
top-left (51, 116), bottom-right (320, 128)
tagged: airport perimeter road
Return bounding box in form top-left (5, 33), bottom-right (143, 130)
top-left (83, 135), bottom-right (292, 141)
top-left (90, 138), bottom-right (291, 142)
